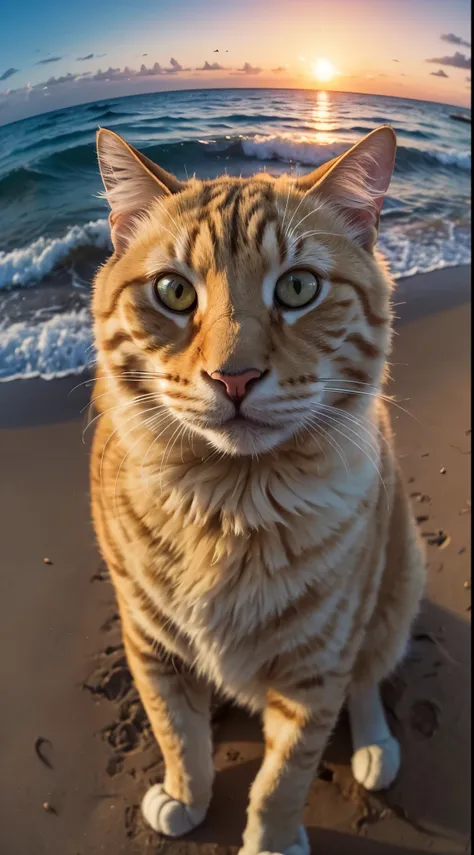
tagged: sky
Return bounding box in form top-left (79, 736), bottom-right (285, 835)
top-left (0, 0), bottom-right (471, 124)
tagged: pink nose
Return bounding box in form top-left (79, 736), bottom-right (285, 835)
top-left (210, 369), bottom-right (263, 401)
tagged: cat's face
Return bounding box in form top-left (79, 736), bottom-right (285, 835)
top-left (93, 128), bottom-right (396, 456)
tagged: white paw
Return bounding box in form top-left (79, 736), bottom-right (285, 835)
top-left (243, 825), bottom-right (310, 855)
top-left (142, 783), bottom-right (206, 837)
top-left (351, 735), bottom-right (400, 791)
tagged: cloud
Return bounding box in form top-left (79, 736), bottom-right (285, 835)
top-left (135, 57), bottom-right (188, 75)
top-left (76, 53), bottom-right (94, 61)
top-left (272, 66), bottom-right (286, 73)
top-left (232, 62), bottom-right (262, 75)
top-left (426, 51), bottom-right (471, 69)
top-left (88, 65), bottom-right (123, 81)
top-left (135, 58), bottom-right (189, 76)
top-left (35, 56), bottom-right (62, 65)
top-left (85, 58), bottom-right (189, 82)
top-left (0, 67), bottom-right (19, 81)
top-left (168, 57), bottom-right (183, 73)
top-left (8, 55), bottom-right (193, 100)
top-left (165, 58), bottom-right (190, 73)
top-left (38, 72), bottom-right (79, 87)
top-left (441, 33), bottom-right (471, 49)
top-left (392, 59), bottom-right (399, 63)
top-left (430, 69), bottom-right (449, 78)
top-left (136, 62), bottom-right (165, 76)
top-left (196, 60), bottom-right (224, 71)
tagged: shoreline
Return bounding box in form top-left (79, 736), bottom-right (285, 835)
top-left (0, 264), bottom-right (470, 854)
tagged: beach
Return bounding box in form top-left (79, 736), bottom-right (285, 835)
top-left (0, 264), bottom-right (470, 854)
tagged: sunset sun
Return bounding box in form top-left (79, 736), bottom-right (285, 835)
top-left (313, 59), bottom-right (336, 82)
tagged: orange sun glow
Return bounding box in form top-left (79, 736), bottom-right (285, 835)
top-left (313, 59), bottom-right (337, 82)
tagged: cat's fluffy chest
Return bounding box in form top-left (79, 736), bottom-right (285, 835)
top-left (125, 453), bottom-right (381, 696)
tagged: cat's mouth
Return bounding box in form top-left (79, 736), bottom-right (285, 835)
top-left (191, 410), bottom-right (292, 456)
top-left (222, 414), bottom-right (281, 431)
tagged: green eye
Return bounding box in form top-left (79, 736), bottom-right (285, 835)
top-left (275, 269), bottom-right (321, 309)
top-left (153, 274), bottom-right (197, 314)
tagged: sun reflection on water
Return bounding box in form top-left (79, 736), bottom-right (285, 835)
top-left (310, 90), bottom-right (338, 145)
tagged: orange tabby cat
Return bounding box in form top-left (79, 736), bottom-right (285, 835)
top-left (90, 125), bottom-right (425, 853)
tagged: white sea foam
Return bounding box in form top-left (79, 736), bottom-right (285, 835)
top-left (241, 135), bottom-right (348, 166)
top-left (378, 221), bottom-right (471, 279)
top-left (240, 135), bottom-right (471, 171)
top-left (0, 219), bottom-right (111, 290)
top-left (0, 307), bottom-right (94, 381)
top-left (436, 150), bottom-right (471, 170)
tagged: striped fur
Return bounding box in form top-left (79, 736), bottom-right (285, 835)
top-left (90, 127), bottom-right (425, 851)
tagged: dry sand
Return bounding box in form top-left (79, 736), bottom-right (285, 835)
top-left (0, 266), bottom-right (470, 855)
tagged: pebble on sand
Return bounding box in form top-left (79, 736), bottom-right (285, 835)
top-left (427, 531), bottom-right (451, 549)
top-left (440, 467), bottom-right (447, 475)
top-left (43, 558), bottom-right (53, 565)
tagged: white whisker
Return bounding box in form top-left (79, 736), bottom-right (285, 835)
top-left (112, 408), bottom-right (170, 512)
top-left (286, 196), bottom-right (326, 239)
top-left (280, 178), bottom-right (293, 236)
top-left (312, 410), bottom-right (389, 506)
top-left (288, 227), bottom-right (341, 245)
top-left (314, 407), bottom-right (378, 461)
top-left (283, 188), bottom-right (318, 238)
top-left (68, 370), bottom-right (167, 398)
top-left (146, 193), bottom-right (186, 244)
top-left (322, 385), bottom-right (419, 423)
top-left (140, 413), bottom-right (177, 480)
top-left (302, 414), bottom-right (351, 482)
top-left (159, 421), bottom-right (187, 488)
top-left (99, 401), bottom-right (168, 487)
top-left (317, 402), bottom-right (390, 449)
top-left (82, 393), bottom-right (160, 442)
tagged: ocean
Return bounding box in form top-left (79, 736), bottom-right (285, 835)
top-left (0, 87), bottom-right (471, 381)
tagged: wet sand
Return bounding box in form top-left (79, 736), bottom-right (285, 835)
top-left (0, 266), bottom-right (470, 855)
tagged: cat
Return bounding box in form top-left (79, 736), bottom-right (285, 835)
top-left (90, 124), bottom-right (425, 854)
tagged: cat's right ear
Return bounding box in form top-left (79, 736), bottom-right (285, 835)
top-left (294, 126), bottom-right (396, 252)
top-left (96, 128), bottom-right (185, 254)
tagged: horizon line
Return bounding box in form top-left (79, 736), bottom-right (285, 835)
top-left (1, 83), bottom-right (470, 130)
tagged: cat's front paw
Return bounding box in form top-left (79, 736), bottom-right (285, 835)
top-left (239, 825), bottom-right (310, 855)
top-left (142, 783), bottom-right (207, 837)
top-left (351, 734), bottom-right (400, 791)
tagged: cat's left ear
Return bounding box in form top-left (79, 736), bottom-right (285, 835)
top-left (96, 128), bottom-right (185, 253)
top-left (295, 125), bottom-right (396, 252)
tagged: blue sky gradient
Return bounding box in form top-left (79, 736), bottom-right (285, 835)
top-left (0, 0), bottom-right (470, 123)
